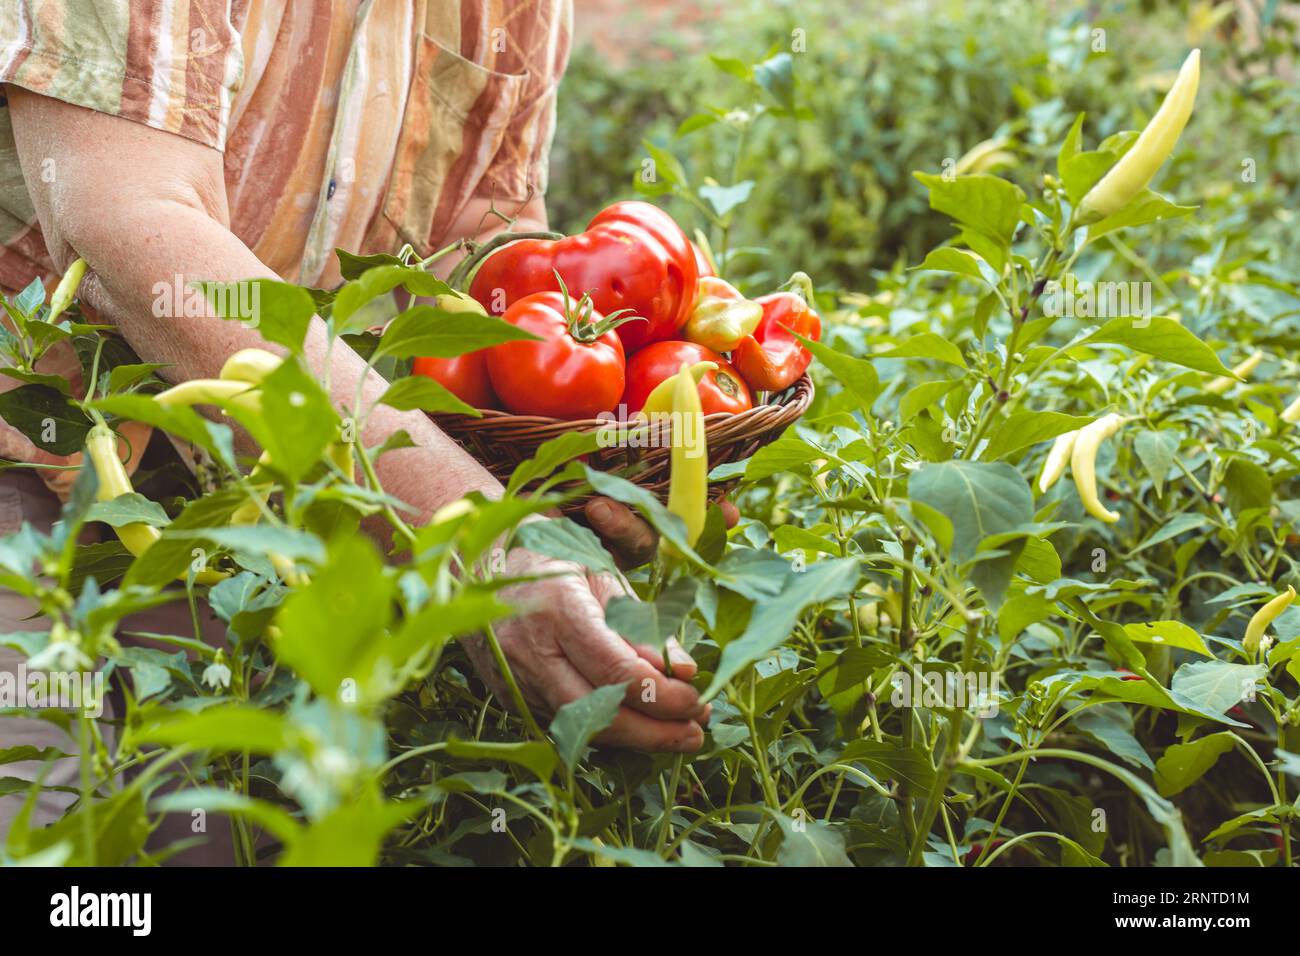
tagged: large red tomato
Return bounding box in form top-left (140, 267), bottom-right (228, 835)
top-left (622, 340), bottom-right (753, 416)
top-left (468, 201), bottom-right (698, 354)
top-left (412, 353), bottom-right (497, 409)
top-left (486, 291), bottom-right (628, 420)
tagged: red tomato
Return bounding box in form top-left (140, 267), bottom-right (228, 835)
top-left (469, 201), bottom-right (698, 354)
top-left (486, 291), bottom-right (627, 420)
top-left (412, 353), bottom-right (498, 409)
top-left (622, 341), bottom-right (753, 416)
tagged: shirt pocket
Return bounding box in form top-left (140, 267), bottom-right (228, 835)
top-left (381, 32), bottom-right (528, 254)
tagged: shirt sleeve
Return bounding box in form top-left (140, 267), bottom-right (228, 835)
top-left (473, 0), bottom-right (572, 202)
top-left (0, 0), bottom-right (244, 151)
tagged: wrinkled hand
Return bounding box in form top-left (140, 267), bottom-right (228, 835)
top-left (584, 496), bottom-right (740, 569)
top-left (464, 547), bottom-right (709, 752)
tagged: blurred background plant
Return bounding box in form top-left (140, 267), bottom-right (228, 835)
top-left (552, 0), bottom-right (1299, 292)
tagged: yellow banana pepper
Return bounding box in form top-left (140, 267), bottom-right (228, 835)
top-left (1070, 413), bottom-right (1127, 523)
top-left (1243, 586), bottom-right (1295, 657)
top-left (1077, 49), bottom-right (1200, 224)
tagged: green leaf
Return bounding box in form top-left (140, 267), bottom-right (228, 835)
top-left (1084, 189), bottom-right (1196, 242)
top-left (122, 488), bottom-right (245, 587)
top-left (775, 815), bottom-right (852, 867)
top-left (1222, 458), bottom-right (1272, 515)
top-left (1170, 660), bottom-right (1267, 715)
top-left (1057, 113), bottom-right (1086, 173)
top-left (106, 362), bottom-right (169, 393)
top-left (981, 411), bottom-right (1094, 462)
top-left (1073, 704), bottom-right (1153, 771)
top-left (704, 558), bottom-right (860, 699)
top-left (515, 518), bottom-right (620, 578)
top-left (375, 305), bottom-right (536, 360)
top-left (899, 380), bottom-right (958, 425)
top-left (1122, 621), bottom-right (1213, 658)
top-left (244, 359), bottom-right (338, 483)
top-left (708, 55), bottom-right (751, 82)
top-left (913, 247), bottom-right (996, 284)
top-left (796, 333), bottom-right (880, 404)
top-left (445, 738), bottom-right (557, 782)
top-left (549, 683), bottom-right (626, 772)
top-left (743, 435), bottom-right (823, 482)
top-left (1155, 732), bottom-right (1236, 797)
top-left (378, 375), bottom-right (478, 415)
top-left (280, 786), bottom-right (416, 866)
top-left (335, 250), bottom-right (406, 281)
top-left (136, 706), bottom-right (293, 754)
top-left (583, 467), bottom-right (702, 564)
top-left (1085, 317), bottom-right (1232, 376)
top-left (875, 332), bottom-right (967, 369)
top-left (913, 172), bottom-right (1026, 246)
top-left (839, 738), bottom-right (935, 791)
top-left (754, 52), bottom-right (795, 111)
top-left (639, 139), bottom-right (688, 188)
top-left (333, 265), bottom-right (451, 332)
top-left (169, 525), bottom-right (325, 564)
top-left (84, 493), bottom-right (171, 529)
top-left (0, 367), bottom-right (72, 394)
top-left (604, 580), bottom-right (698, 651)
top-left (909, 460), bottom-right (1033, 607)
top-left (0, 385), bottom-right (92, 455)
top-left (90, 393), bottom-right (218, 453)
top-left (274, 535), bottom-right (394, 702)
top-left (1131, 512), bottom-right (1206, 553)
top-left (507, 430), bottom-right (605, 494)
top-left (151, 788), bottom-right (301, 844)
top-left (1133, 429), bottom-right (1178, 496)
top-left (699, 181), bottom-right (755, 218)
top-left (205, 280), bottom-right (316, 352)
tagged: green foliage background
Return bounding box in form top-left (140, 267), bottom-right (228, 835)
top-left (551, 0), bottom-right (1299, 290)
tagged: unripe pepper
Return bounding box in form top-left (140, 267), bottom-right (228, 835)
top-left (221, 347), bottom-right (283, 384)
top-left (1076, 49), bottom-right (1200, 225)
top-left (1282, 392), bottom-right (1300, 424)
top-left (1037, 429), bottom-right (1079, 494)
top-left (85, 422), bottom-right (227, 585)
top-left (638, 360), bottom-right (717, 419)
top-left (684, 277), bottom-right (762, 352)
top-left (155, 378), bottom-right (262, 415)
top-left (49, 257), bottom-right (88, 322)
top-left (731, 272), bottom-right (822, 392)
top-left (663, 362), bottom-right (708, 551)
top-left (1205, 350), bottom-right (1264, 395)
top-left (1070, 413), bottom-right (1127, 523)
top-left (1243, 586), bottom-right (1295, 657)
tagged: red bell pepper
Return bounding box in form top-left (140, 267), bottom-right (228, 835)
top-left (731, 272), bottom-right (821, 392)
top-left (467, 201), bottom-right (698, 354)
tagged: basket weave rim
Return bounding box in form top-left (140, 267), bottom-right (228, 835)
top-left (434, 373), bottom-right (814, 433)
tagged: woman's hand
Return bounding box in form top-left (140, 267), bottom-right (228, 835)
top-left (584, 495), bottom-right (740, 570)
top-left (463, 548), bottom-right (709, 752)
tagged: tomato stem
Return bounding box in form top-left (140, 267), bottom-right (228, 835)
top-left (446, 229), bottom-right (564, 291)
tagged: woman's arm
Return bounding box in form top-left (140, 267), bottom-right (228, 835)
top-left (7, 89), bottom-right (499, 523)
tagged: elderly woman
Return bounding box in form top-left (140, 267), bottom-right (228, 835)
top-left (0, 0), bottom-right (707, 838)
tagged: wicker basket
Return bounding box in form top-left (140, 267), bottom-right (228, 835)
top-left (433, 374), bottom-right (814, 512)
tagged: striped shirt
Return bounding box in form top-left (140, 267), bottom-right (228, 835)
top-left (0, 0), bottom-right (572, 292)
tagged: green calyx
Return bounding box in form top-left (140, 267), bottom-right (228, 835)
top-left (553, 270), bottom-right (644, 342)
